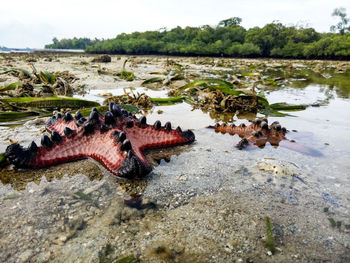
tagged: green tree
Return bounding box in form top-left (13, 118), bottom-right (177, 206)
top-left (330, 7), bottom-right (350, 35)
top-left (45, 37), bottom-right (100, 49)
top-left (218, 17), bottom-right (242, 27)
top-left (48, 17), bottom-right (350, 59)
top-left (245, 22), bottom-right (287, 56)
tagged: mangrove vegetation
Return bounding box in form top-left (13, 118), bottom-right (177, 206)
top-left (44, 8), bottom-right (350, 59)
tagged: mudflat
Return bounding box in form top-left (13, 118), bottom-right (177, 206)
top-left (0, 53), bottom-right (349, 263)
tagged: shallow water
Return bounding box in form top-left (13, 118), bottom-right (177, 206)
top-left (0, 56), bottom-right (349, 262)
top-left (73, 80), bottom-right (350, 196)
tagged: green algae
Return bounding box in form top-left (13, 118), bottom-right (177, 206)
top-left (0, 153), bottom-right (8, 168)
top-left (0, 97), bottom-right (100, 109)
top-left (328, 218), bottom-right (337, 228)
top-left (99, 243), bottom-right (114, 263)
top-left (118, 71), bottom-right (134, 81)
top-left (0, 82), bottom-right (22, 92)
top-left (119, 104), bottom-right (140, 113)
top-left (265, 217), bottom-right (276, 254)
top-left (0, 97), bottom-right (100, 122)
top-left (142, 77), bottom-right (163, 85)
top-left (328, 218), bottom-right (343, 230)
top-left (150, 97), bottom-right (185, 105)
top-left (117, 60), bottom-right (135, 81)
top-left (179, 79), bottom-right (245, 97)
top-left (0, 68), bottom-right (32, 78)
top-left (4, 194), bottom-right (17, 200)
top-left (0, 111), bottom-right (40, 122)
top-left (336, 221), bottom-right (342, 229)
top-left (74, 191), bottom-right (93, 202)
top-left (114, 256), bottom-right (138, 263)
top-left (78, 106), bottom-right (108, 116)
top-left (269, 102), bottom-right (307, 111)
top-left (38, 71), bottom-right (56, 85)
top-left (234, 167), bottom-right (245, 174)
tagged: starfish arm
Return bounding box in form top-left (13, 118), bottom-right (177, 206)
top-left (124, 120), bottom-right (195, 164)
top-left (214, 123), bottom-right (256, 137)
top-left (5, 128), bottom-right (151, 178)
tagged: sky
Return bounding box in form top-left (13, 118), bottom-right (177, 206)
top-left (0, 0), bottom-right (349, 48)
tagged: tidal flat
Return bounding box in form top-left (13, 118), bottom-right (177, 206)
top-left (0, 53), bottom-right (350, 262)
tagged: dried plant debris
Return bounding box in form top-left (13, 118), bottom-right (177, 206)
top-left (197, 90), bottom-right (263, 113)
top-left (0, 64), bottom-right (83, 122)
top-left (169, 78), bottom-right (298, 116)
top-left (104, 92), bottom-right (189, 112)
top-left (0, 68), bottom-right (32, 80)
top-left (55, 71), bottom-right (79, 83)
top-left (0, 65), bottom-right (78, 97)
top-left (104, 93), bottom-right (152, 110)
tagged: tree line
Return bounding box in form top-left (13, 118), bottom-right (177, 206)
top-left (45, 9), bottom-right (350, 59)
top-left (45, 37), bottom-right (101, 50)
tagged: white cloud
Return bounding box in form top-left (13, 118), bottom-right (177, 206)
top-left (0, 0), bottom-right (349, 48)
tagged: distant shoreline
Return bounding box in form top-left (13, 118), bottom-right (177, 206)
top-left (0, 48), bottom-right (85, 54)
top-left (1, 49), bottom-right (350, 61)
top-left (34, 48), bottom-right (85, 54)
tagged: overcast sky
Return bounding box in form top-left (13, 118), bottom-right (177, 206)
top-left (0, 0), bottom-right (349, 48)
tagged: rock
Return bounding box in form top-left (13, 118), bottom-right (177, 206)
top-left (257, 158), bottom-right (300, 177)
top-left (92, 55), bottom-right (111, 63)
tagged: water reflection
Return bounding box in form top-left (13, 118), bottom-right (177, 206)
top-left (0, 159), bottom-right (152, 211)
top-left (0, 160), bottom-right (104, 191)
top-left (265, 68), bottom-right (350, 99)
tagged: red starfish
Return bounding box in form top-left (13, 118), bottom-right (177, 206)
top-left (5, 103), bottom-right (195, 178)
top-left (210, 119), bottom-right (322, 156)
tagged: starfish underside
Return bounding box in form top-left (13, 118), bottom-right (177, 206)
top-left (5, 103), bottom-right (195, 178)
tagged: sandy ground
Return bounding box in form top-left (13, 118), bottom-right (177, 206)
top-left (0, 53), bottom-right (349, 263)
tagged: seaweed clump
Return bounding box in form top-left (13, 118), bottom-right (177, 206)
top-left (264, 217), bottom-right (276, 254)
top-left (197, 90), bottom-right (263, 113)
top-left (104, 92), bottom-right (152, 111)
